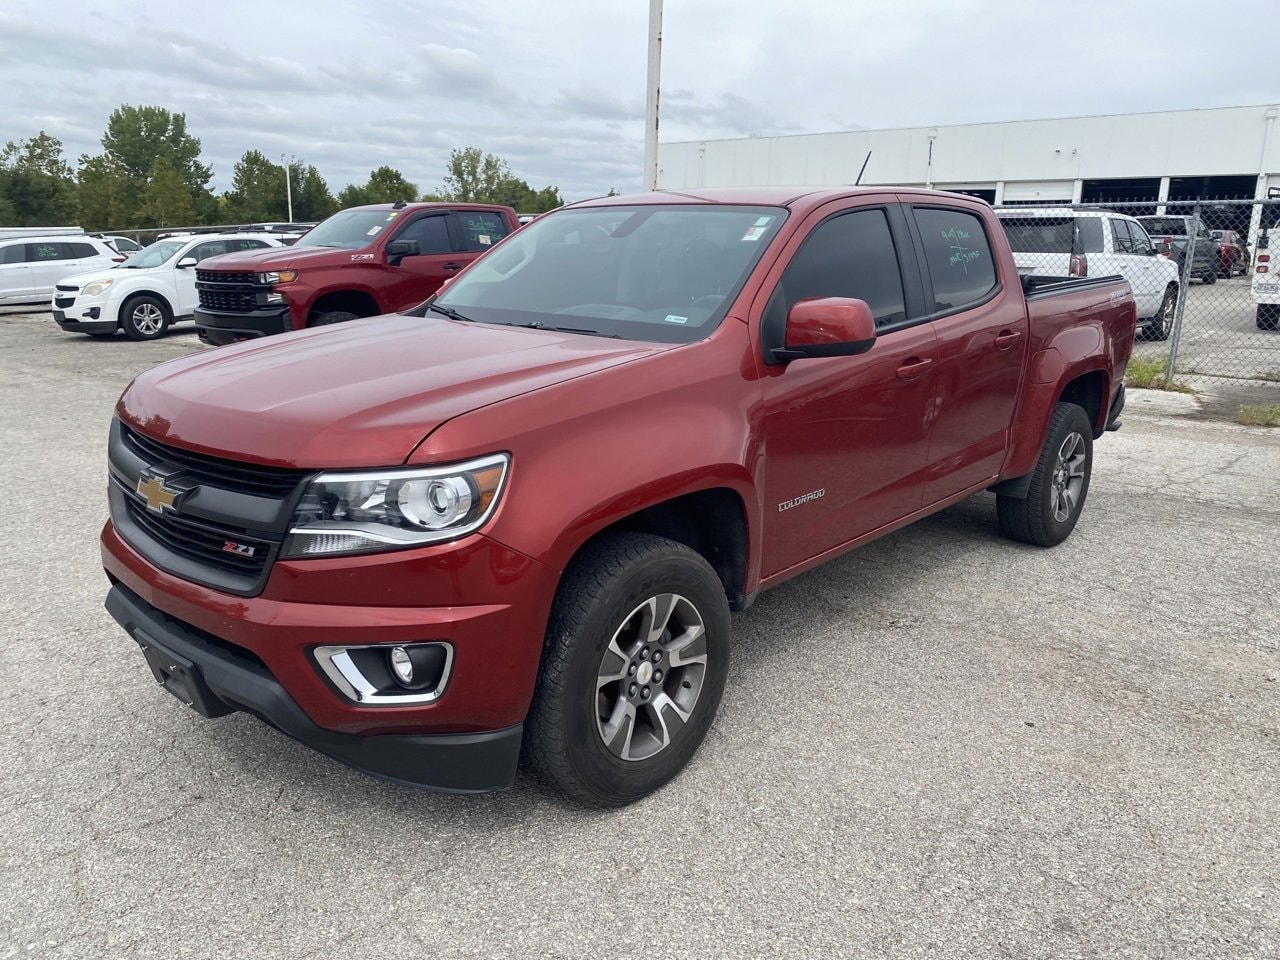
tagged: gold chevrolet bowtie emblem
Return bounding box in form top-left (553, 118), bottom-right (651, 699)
top-left (137, 475), bottom-right (180, 514)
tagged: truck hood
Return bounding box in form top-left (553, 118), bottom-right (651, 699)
top-left (117, 315), bottom-right (674, 468)
top-left (198, 244), bottom-right (354, 272)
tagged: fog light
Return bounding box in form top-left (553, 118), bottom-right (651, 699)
top-left (389, 646), bottom-right (414, 685)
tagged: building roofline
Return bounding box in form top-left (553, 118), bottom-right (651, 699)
top-left (662, 102), bottom-right (1280, 148)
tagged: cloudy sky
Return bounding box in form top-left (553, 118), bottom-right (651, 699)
top-left (0, 0), bottom-right (1268, 201)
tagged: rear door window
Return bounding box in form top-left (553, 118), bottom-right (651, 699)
top-left (452, 211), bottom-right (510, 253)
top-left (229, 239), bottom-right (269, 252)
top-left (913, 207), bottom-right (998, 312)
top-left (26, 242), bottom-right (68, 262)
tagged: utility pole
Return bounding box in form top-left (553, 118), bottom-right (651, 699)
top-left (282, 154), bottom-right (294, 222)
top-left (642, 0), bottom-right (663, 191)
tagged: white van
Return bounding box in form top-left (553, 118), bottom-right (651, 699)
top-left (996, 208), bottom-right (1181, 340)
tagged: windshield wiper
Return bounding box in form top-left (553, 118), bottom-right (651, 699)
top-left (517, 322), bottom-right (620, 338)
top-left (424, 301), bottom-right (476, 323)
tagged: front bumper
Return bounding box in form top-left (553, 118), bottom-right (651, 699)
top-left (106, 583), bottom-right (522, 793)
top-left (53, 302), bottom-right (114, 334)
top-left (195, 306), bottom-right (292, 345)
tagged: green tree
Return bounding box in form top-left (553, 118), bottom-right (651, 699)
top-left (335, 183), bottom-right (369, 208)
top-left (289, 163), bottom-right (337, 221)
top-left (224, 149), bottom-right (286, 223)
top-left (363, 166), bottom-right (418, 204)
top-left (141, 157), bottom-right (196, 227)
top-left (76, 154), bottom-right (133, 230)
top-left (0, 132), bottom-right (78, 226)
top-left (437, 147), bottom-right (562, 213)
top-left (101, 105), bottom-right (214, 221)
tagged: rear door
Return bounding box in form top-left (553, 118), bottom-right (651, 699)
top-left (0, 242), bottom-right (34, 303)
top-left (26, 241), bottom-right (77, 295)
top-left (905, 202), bottom-right (1027, 505)
top-left (383, 212), bottom-right (457, 310)
top-left (1108, 218), bottom-right (1164, 316)
top-left (759, 199), bottom-right (938, 575)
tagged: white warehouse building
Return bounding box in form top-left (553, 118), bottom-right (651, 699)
top-left (657, 104), bottom-right (1280, 239)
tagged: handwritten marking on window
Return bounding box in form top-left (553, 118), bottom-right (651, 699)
top-left (942, 226), bottom-right (981, 273)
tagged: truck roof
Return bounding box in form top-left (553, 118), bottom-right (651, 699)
top-left (572, 185), bottom-right (989, 214)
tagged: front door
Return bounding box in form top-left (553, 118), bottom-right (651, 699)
top-left (1108, 217), bottom-right (1165, 317)
top-left (384, 212), bottom-right (460, 311)
top-left (759, 202), bottom-right (938, 577)
top-left (0, 244), bottom-right (33, 303)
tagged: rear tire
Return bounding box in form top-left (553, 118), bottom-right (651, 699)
top-left (1202, 271), bottom-right (1216, 285)
top-left (308, 310), bottom-right (360, 327)
top-left (1258, 305), bottom-right (1280, 331)
top-left (120, 295), bottom-right (170, 341)
top-left (997, 403), bottom-right (1093, 548)
top-left (522, 532), bottom-right (730, 807)
top-left (1147, 287), bottom-right (1177, 341)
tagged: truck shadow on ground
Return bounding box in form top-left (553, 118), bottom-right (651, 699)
top-left (184, 493), bottom-right (1016, 831)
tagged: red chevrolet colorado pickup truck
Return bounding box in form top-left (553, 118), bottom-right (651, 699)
top-left (192, 201), bottom-right (520, 345)
top-left (102, 187), bottom-right (1134, 806)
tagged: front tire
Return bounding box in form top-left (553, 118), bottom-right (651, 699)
top-left (522, 532), bottom-right (730, 806)
top-left (997, 403), bottom-right (1093, 547)
top-left (120, 295), bottom-right (170, 341)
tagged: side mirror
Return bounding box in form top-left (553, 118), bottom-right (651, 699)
top-left (771, 297), bottom-right (877, 363)
top-left (385, 240), bottom-right (419, 262)
top-left (176, 257), bottom-right (197, 269)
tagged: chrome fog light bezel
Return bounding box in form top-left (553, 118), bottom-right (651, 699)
top-left (313, 642), bottom-right (454, 705)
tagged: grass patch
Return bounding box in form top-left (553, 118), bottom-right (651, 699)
top-left (1259, 370), bottom-right (1280, 383)
top-left (1238, 404), bottom-right (1280, 427)
top-left (1125, 356), bottom-right (1196, 394)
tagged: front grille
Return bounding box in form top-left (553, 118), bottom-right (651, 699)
top-left (122, 494), bottom-right (272, 579)
top-left (55, 284), bottom-right (78, 292)
top-left (197, 288), bottom-right (259, 312)
top-left (196, 270), bottom-right (258, 286)
top-left (121, 423), bottom-right (308, 497)
top-left (54, 296), bottom-right (75, 308)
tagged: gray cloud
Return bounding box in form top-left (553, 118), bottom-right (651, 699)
top-left (1, 0), bottom-right (1272, 204)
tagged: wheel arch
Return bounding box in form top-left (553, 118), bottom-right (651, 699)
top-left (118, 288), bottom-right (175, 321)
top-left (307, 288), bottom-right (382, 323)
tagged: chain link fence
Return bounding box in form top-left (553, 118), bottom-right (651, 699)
top-left (994, 198), bottom-right (1280, 386)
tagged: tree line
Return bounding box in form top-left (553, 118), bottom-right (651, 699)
top-left (0, 105), bottom-right (567, 232)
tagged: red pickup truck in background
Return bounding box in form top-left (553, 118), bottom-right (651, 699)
top-left (102, 187), bottom-right (1134, 806)
top-left (193, 201), bottom-right (520, 345)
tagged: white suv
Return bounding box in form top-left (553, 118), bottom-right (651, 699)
top-left (0, 236), bottom-right (124, 305)
top-left (52, 233), bottom-right (282, 340)
top-left (996, 208), bottom-right (1181, 340)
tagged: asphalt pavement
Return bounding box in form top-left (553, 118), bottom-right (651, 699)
top-left (1, 311), bottom-right (1277, 959)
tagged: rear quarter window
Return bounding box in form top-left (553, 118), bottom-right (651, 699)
top-left (914, 207), bottom-right (998, 312)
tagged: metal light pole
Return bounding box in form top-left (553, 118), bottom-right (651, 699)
top-left (282, 154), bottom-right (294, 222)
top-left (642, 0), bottom-right (663, 191)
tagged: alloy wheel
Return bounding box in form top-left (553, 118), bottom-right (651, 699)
top-left (595, 593), bottom-right (708, 762)
top-left (1050, 432), bottom-right (1087, 523)
top-left (132, 303), bottom-right (164, 335)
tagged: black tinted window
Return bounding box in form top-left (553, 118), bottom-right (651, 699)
top-left (914, 208), bottom-right (998, 312)
top-left (452, 211), bottom-right (509, 252)
top-left (67, 242), bottom-right (99, 259)
top-left (26, 242), bottom-right (67, 261)
top-left (190, 241), bottom-right (229, 262)
top-left (230, 239), bottom-right (268, 251)
top-left (776, 209), bottom-right (906, 327)
top-left (395, 215), bottom-right (452, 255)
top-left (0, 244), bottom-right (23, 265)
top-left (1110, 219), bottom-right (1135, 254)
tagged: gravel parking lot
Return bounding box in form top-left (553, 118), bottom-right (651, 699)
top-left (1, 311), bottom-right (1277, 959)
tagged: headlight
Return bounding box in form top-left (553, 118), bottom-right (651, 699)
top-left (82, 278), bottom-right (114, 297)
top-left (258, 270), bottom-right (298, 284)
top-left (282, 453), bottom-right (509, 558)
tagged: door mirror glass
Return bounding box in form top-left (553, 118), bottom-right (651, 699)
top-left (773, 297), bottom-right (877, 362)
top-left (176, 257), bottom-right (197, 269)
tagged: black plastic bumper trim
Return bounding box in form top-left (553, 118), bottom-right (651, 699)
top-left (105, 583), bottom-right (522, 794)
top-left (194, 307), bottom-right (290, 345)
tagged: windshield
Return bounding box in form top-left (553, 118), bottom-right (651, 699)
top-left (430, 204), bottom-right (787, 343)
top-left (122, 240), bottom-right (185, 268)
top-left (294, 208), bottom-right (400, 249)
